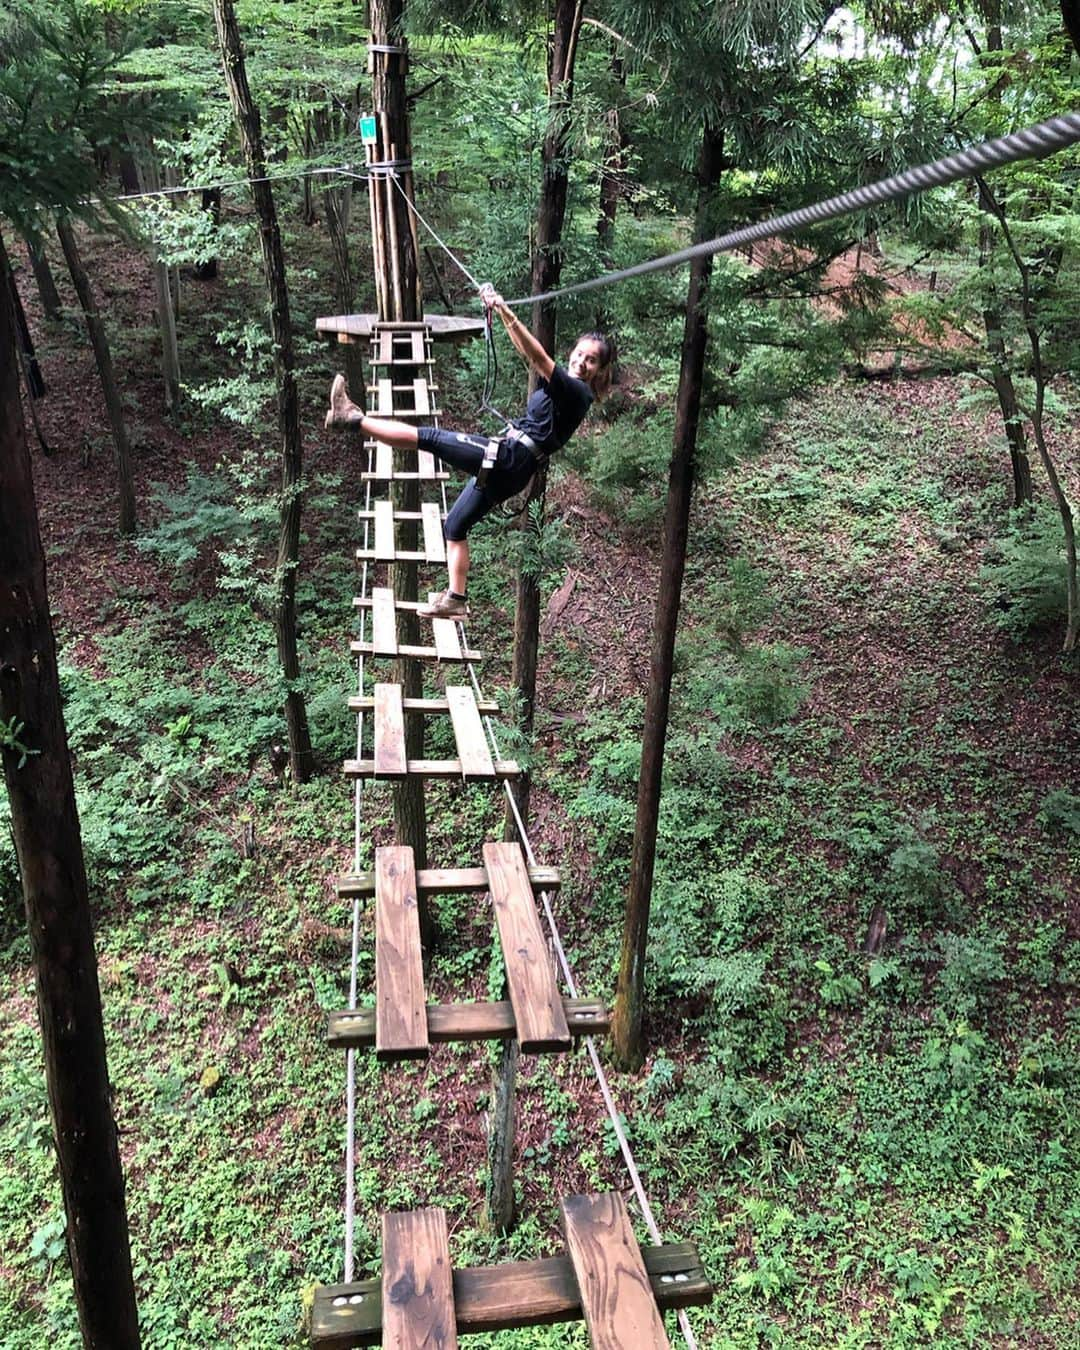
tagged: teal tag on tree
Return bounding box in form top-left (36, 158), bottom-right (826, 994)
top-left (359, 115), bottom-right (377, 145)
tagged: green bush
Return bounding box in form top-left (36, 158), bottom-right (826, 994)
top-left (981, 505), bottom-right (1069, 638)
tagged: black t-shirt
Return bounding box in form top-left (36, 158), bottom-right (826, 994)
top-left (512, 363), bottom-right (593, 454)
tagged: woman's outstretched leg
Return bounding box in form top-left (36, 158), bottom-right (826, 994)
top-left (325, 374), bottom-right (419, 449)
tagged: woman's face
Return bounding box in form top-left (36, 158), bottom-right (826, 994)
top-left (567, 337), bottom-right (607, 387)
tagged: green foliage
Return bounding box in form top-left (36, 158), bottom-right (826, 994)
top-left (981, 504), bottom-right (1070, 638)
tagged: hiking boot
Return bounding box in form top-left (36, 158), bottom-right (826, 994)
top-left (418, 589), bottom-right (468, 620)
top-left (325, 373), bottom-right (364, 429)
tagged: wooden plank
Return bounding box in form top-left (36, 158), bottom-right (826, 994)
top-left (361, 467), bottom-right (449, 483)
top-left (376, 376), bottom-right (393, 413)
top-left (356, 547), bottom-right (428, 564)
top-left (316, 313), bottom-right (485, 341)
top-left (417, 448), bottom-right (438, 479)
top-left (377, 329), bottom-right (394, 365)
top-left (413, 377), bottom-right (431, 416)
top-left (431, 610), bottom-right (463, 661)
top-left (328, 997), bottom-right (610, 1049)
top-left (484, 843), bottom-right (570, 1052)
top-left (345, 757), bottom-right (519, 780)
top-left (337, 865), bottom-right (561, 898)
top-left (373, 684), bottom-right (407, 780)
top-left (381, 1209), bottom-right (458, 1349)
top-left (410, 330), bottom-right (426, 364)
top-left (562, 1193), bottom-right (671, 1350)
top-left (310, 1243), bottom-right (710, 1348)
top-left (348, 695), bottom-right (500, 714)
top-left (350, 641), bottom-right (482, 665)
top-left (369, 587), bottom-right (397, 656)
top-left (374, 846), bottom-right (427, 1060)
top-left (373, 440), bottom-right (393, 479)
top-left (373, 499), bottom-right (395, 562)
top-left (446, 685), bottom-right (494, 781)
top-left (420, 502), bottom-right (446, 562)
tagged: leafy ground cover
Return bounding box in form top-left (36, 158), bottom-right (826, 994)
top-left (2, 203), bottom-right (1078, 1350)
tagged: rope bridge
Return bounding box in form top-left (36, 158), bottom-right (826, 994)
top-left (309, 322), bottom-right (706, 1348)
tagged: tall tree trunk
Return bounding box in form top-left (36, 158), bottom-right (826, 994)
top-left (25, 234), bottom-right (63, 321)
top-left (596, 51), bottom-right (627, 269)
top-left (214, 0), bottom-right (314, 781)
top-left (975, 9), bottom-right (1031, 508)
top-left (132, 143), bottom-right (182, 414)
top-left (0, 226), bottom-right (141, 1350)
top-left (503, 0), bottom-right (585, 842)
top-left (369, 0), bottom-right (429, 885)
top-left (612, 124), bottom-right (727, 1069)
top-left (7, 264), bottom-right (45, 398)
top-left (488, 0), bottom-right (585, 1235)
top-left (55, 215), bottom-right (137, 536)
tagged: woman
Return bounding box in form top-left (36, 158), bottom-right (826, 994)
top-left (326, 286), bottom-right (614, 619)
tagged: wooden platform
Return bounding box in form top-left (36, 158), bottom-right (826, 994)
top-left (316, 312), bottom-right (486, 343)
top-left (336, 862), bottom-right (561, 899)
top-left (310, 1196), bottom-right (710, 1348)
top-left (353, 592), bottom-right (477, 664)
top-left (361, 440), bottom-right (446, 482)
top-left (356, 504), bottom-right (446, 564)
top-left (336, 844), bottom-right (576, 1060)
top-left (346, 683), bottom-right (507, 783)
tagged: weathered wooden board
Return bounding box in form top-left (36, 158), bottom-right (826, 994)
top-left (562, 1193), bottom-right (671, 1350)
top-left (374, 846), bottom-right (427, 1060)
top-left (345, 757), bottom-right (519, 780)
top-left (373, 440), bottom-right (393, 479)
top-left (420, 502), bottom-right (446, 562)
top-left (373, 499), bottom-right (395, 562)
top-left (310, 1241), bottom-right (709, 1347)
top-left (328, 997), bottom-right (610, 1049)
top-left (410, 330), bottom-right (427, 364)
top-left (375, 377), bottom-right (393, 413)
top-left (431, 604), bottom-right (463, 661)
top-left (350, 640), bottom-right (482, 665)
top-left (373, 683), bottom-right (407, 779)
top-left (377, 329), bottom-right (394, 365)
top-left (348, 695), bottom-right (500, 715)
top-left (446, 685), bottom-right (494, 781)
top-left (381, 1208), bottom-right (458, 1348)
top-left (413, 377), bottom-right (431, 416)
top-left (336, 864), bottom-right (561, 898)
top-left (484, 842), bottom-right (570, 1052)
top-left (369, 587), bottom-right (397, 656)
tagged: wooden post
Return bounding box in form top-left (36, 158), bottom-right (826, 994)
top-left (368, 0), bottom-right (429, 891)
top-left (612, 124), bottom-right (727, 1069)
top-left (213, 0), bottom-right (315, 782)
top-left (0, 226), bottom-right (141, 1350)
top-left (24, 233), bottom-right (63, 321)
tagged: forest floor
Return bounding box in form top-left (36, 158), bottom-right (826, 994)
top-left (1, 218), bottom-right (1078, 1350)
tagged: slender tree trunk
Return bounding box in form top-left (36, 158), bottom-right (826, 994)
top-left (612, 124), bottom-right (727, 1069)
top-left (25, 234), bottom-right (63, 321)
top-left (7, 265), bottom-right (45, 398)
top-left (487, 0), bottom-right (585, 1234)
top-left (0, 226), bottom-right (141, 1350)
top-left (214, 0), bottom-right (314, 780)
top-left (503, 0), bottom-right (585, 841)
top-left (368, 0), bottom-right (429, 885)
top-left (317, 106), bottom-right (366, 405)
top-left (55, 215), bottom-right (137, 536)
top-left (194, 188), bottom-right (221, 281)
top-left (596, 51), bottom-right (627, 270)
top-left (975, 11), bottom-right (1031, 508)
top-left (133, 143), bottom-right (182, 414)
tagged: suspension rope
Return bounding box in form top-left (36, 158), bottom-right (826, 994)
top-left (115, 159), bottom-right (368, 204)
top-left (344, 398), bottom-right (377, 1286)
top-left (457, 654), bottom-right (699, 1350)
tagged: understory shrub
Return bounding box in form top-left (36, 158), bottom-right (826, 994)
top-left (981, 504), bottom-right (1069, 637)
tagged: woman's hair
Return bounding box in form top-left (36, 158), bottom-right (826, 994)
top-left (577, 330), bottom-right (616, 401)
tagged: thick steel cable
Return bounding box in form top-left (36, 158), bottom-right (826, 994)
top-left (503, 113), bottom-right (1080, 308)
top-left (457, 655), bottom-right (699, 1350)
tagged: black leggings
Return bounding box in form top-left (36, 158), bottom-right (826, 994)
top-left (417, 427), bottom-right (537, 541)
